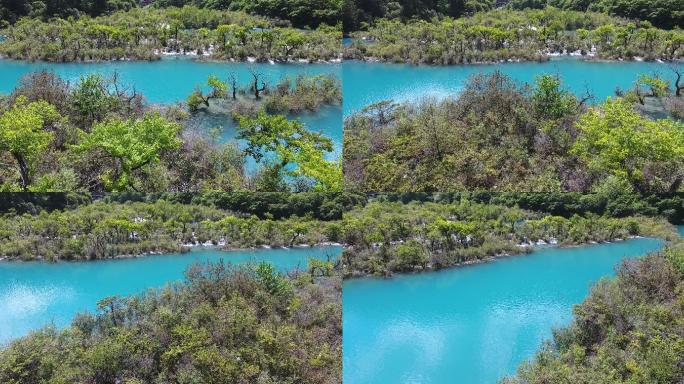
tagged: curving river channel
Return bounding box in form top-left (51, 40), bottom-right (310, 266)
top-left (343, 236), bottom-right (669, 384)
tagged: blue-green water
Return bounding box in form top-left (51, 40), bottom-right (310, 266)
top-left (343, 58), bottom-right (672, 116)
top-left (0, 58), bottom-right (342, 155)
top-left (0, 57), bottom-right (338, 103)
top-left (343, 237), bottom-right (665, 384)
top-left (0, 245), bottom-right (340, 344)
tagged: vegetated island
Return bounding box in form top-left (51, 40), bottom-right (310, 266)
top-left (0, 70), bottom-right (342, 193)
top-left (344, 8), bottom-right (684, 64)
top-left (0, 6), bottom-right (342, 62)
top-left (344, 70), bottom-right (684, 192)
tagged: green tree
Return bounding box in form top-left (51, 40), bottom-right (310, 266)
top-left (0, 96), bottom-right (60, 190)
top-left (70, 74), bottom-right (118, 126)
top-left (255, 262), bottom-right (292, 297)
top-left (532, 74), bottom-right (577, 119)
top-left (73, 113), bottom-right (181, 191)
top-left (187, 75), bottom-right (229, 112)
top-left (236, 112), bottom-right (338, 190)
top-left (571, 97), bottom-right (684, 192)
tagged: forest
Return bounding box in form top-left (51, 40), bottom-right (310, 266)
top-left (0, 0), bottom-right (341, 30)
top-left (344, 70), bottom-right (684, 192)
top-left (0, 70), bottom-right (342, 192)
top-left (344, 8), bottom-right (684, 64)
top-left (0, 6), bottom-right (341, 62)
top-left (503, 240), bottom-right (684, 384)
top-left (343, 0), bottom-right (683, 33)
top-left (0, 261), bottom-right (342, 384)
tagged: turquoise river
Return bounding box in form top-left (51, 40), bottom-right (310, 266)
top-left (343, 58), bottom-right (676, 116)
top-left (0, 245), bottom-right (341, 344)
top-left (343, 236), bottom-right (668, 384)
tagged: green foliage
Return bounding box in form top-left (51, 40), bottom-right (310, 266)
top-left (511, 0), bottom-right (684, 30)
top-left (0, 71), bottom-right (341, 192)
top-left (151, 0), bottom-right (341, 28)
top-left (265, 75), bottom-right (342, 114)
top-left (572, 97), bottom-right (684, 193)
top-left (344, 0), bottom-right (683, 33)
top-left (236, 112), bottom-right (341, 191)
top-left (345, 71), bottom-right (684, 193)
top-left (186, 75), bottom-right (229, 112)
top-left (0, 263), bottom-right (342, 383)
top-left (532, 74), bottom-right (578, 119)
top-left (0, 96), bottom-right (61, 190)
top-left (255, 262), bottom-right (293, 297)
top-left (73, 114), bottom-right (182, 191)
top-left (0, 6), bottom-right (341, 62)
top-left (339, 195), bottom-right (677, 277)
top-left (0, 194), bottom-right (359, 261)
top-left (343, 0), bottom-right (494, 32)
top-left (187, 73), bottom-right (341, 115)
top-left (71, 74), bottom-right (120, 126)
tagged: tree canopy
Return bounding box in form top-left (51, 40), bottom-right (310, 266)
top-left (72, 114), bottom-right (181, 191)
top-left (0, 96), bottom-right (61, 191)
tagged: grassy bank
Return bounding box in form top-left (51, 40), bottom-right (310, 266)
top-left (340, 198), bottom-right (678, 277)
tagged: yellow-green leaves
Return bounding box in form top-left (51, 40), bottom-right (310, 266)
top-left (0, 96), bottom-right (60, 190)
top-left (72, 113), bottom-right (181, 191)
top-left (572, 97), bottom-right (684, 191)
top-left (236, 112), bottom-right (340, 191)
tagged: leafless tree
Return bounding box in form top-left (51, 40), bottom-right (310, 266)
top-left (248, 67), bottom-right (267, 99)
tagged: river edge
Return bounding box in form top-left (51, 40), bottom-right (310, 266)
top-left (343, 235), bottom-right (670, 280)
top-left (0, 52), bottom-right (343, 65)
top-left (344, 53), bottom-right (684, 67)
top-left (0, 242), bottom-right (344, 263)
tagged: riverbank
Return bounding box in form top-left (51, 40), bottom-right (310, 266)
top-left (0, 242), bottom-right (344, 263)
top-left (345, 235), bottom-right (667, 279)
top-left (0, 199), bottom-right (348, 262)
top-left (346, 51), bottom-right (683, 66)
top-left (503, 239), bottom-right (684, 384)
top-left (340, 198), bottom-right (680, 278)
top-left (0, 7), bottom-right (342, 63)
top-left (0, 51), bottom-right (344, 65)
